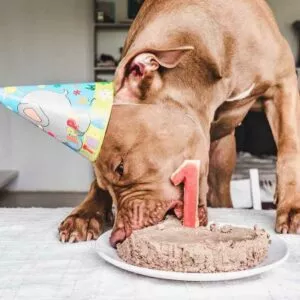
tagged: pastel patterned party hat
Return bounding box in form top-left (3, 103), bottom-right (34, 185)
top-left (0, 82), bottom-right (114, 162)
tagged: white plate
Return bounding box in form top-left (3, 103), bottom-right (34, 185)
top-left (96, 228), bottom-right (289, 282)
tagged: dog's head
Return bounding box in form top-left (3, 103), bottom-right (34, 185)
top-left (94, 104), bottom-right (208, 247)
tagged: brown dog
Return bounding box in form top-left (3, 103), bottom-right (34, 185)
top-left (59, 0), bottom-right (300, 244)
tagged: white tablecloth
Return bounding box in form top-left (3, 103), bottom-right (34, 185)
top-left (0, 208), bottom-right (299, 300)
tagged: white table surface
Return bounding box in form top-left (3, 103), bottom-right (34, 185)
top-left (0, 208), bottom-right (299, 300)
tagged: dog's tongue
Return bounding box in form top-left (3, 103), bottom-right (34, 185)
top-left (110, 228), bottom-right (126, 248)
top-left (171, 160), bottom-right (201, 228)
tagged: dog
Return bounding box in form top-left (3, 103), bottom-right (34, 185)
top-left (59, 0), bottom-right (300, 245)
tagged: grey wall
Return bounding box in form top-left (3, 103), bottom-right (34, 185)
top-left (0, 0), bottom-right (94, 191)
top-left (268, 0), bottom-right (300, 59)
top-left (0, 107), bottom-right (12, 170)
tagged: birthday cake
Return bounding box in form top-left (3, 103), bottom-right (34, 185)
top-left (116, 217), bottom-right (270, 273)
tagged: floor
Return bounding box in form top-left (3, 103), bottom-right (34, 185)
top-left (0, 192), bottom-right (85, 208)
top-left (0, 207), bottom-right (296, 300)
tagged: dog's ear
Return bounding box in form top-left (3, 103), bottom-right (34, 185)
top-left (114, 46), bottom-right (194, 102)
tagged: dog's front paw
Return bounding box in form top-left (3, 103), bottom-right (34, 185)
top-left (274, 155), bottom-right (300, 234)
top-left (198, 206), bottom-right (208, 226)
top-left (276, 206), bottom-right (300, 234)
top-left (59, 211), bottom-right (105, 243)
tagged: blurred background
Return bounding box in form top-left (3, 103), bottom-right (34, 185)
top-left (0, 0), bottom-right (299, 208)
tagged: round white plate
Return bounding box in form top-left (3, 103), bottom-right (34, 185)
top-left (96, 229), bottom-right (289, 282)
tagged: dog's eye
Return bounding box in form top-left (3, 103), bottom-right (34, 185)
top-left (115, 162), bottom-right (124, 176)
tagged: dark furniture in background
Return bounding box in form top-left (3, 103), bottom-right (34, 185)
top-left (93, 21), bottom-right (130, 81)
top-left (235, 112), bottom-right (277, 156)
top-left (93, 0), bottom-right (144, 81)
top-left (94, 1), bottom-right (115, 23)
top-left (293, 21), bottom-right (300, 68)
top-left (128, 0), bottom-right (144, 19)
top-left (93, 1), bottom-right (132, 81)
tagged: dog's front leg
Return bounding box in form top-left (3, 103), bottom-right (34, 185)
top-left (265, 73), bottom-right (300, 234)
top-left (59, 180), bottom-right (113, 242)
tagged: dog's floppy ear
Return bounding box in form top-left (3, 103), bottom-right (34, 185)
top-left (114, 46), bottom-right (194, 102)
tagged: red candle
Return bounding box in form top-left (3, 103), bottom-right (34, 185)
top-left (171, 160), bottom-right (201, 228)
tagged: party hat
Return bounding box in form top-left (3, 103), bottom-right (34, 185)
top-left (0, 82), bottom-right (114, 162)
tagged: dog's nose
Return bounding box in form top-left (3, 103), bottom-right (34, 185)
top-left (109, 228), bottom-right (126, 248)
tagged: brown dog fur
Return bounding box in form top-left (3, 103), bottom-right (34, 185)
top-left (59, 0), bottom-right (300, 243)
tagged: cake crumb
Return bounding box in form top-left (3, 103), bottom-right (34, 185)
top-left (210, 223), bottom-right (217, 232)
top-left (157, 224), bottom-right (165, 230)
top-left (220, 225), bottom-right (232, 233)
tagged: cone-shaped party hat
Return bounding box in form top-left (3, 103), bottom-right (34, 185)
top-left (0, 82), bottom-right (113, 162)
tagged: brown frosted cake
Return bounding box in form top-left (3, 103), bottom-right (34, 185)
top-left (116, 217), bottom-right (270, 273)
